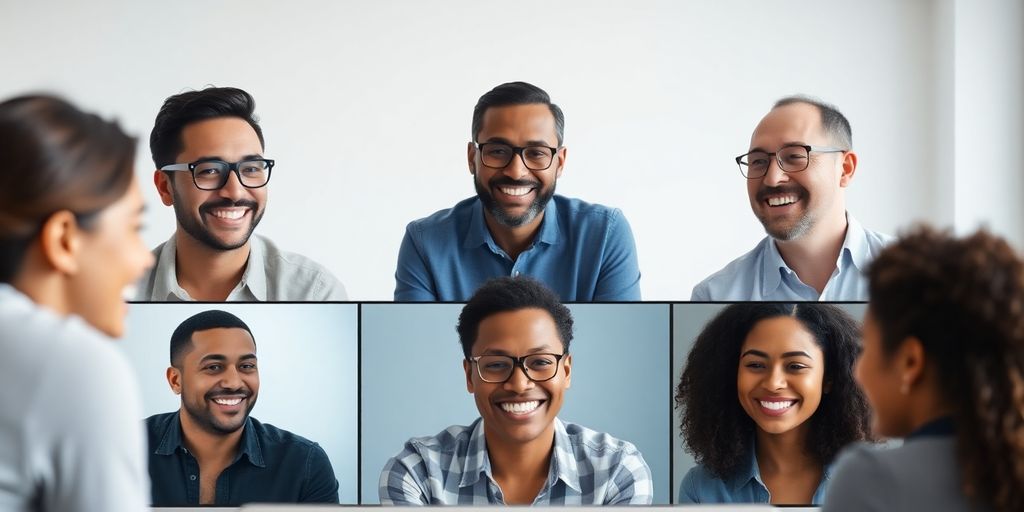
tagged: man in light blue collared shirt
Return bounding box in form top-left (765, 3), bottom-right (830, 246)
top-left (692, 96), bottom-right (892, 301)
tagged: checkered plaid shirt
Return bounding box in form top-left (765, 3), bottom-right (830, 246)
top-left (379, 417), bottom-right (653, 505)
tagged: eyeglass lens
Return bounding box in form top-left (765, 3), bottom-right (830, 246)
top-left (740, 146), bottom-right (810, 177)
top-left (193, 160), bottom-right (271, 190)
top-left (475, 354), bottom-right (560, 382)
top-left (480, 144), bottom-right (555, 170)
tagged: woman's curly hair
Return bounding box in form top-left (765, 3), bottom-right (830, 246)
top-left (867, 226), bottom-right (1024, 512)
top-left (675, 303), bottom-right (872, 479)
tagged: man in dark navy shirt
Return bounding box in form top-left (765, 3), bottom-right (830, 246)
top-left (145, 310), bottom-right (339, 506)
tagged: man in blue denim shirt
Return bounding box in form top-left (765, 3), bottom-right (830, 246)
top-left (394, 82), bottom-right (641, 301)
top-left (146, 310), bottom-right (338, 506)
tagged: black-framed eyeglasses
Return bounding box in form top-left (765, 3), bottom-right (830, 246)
top-left (475, 142), bottom-right (560, 171)
top-left (735, 144), bottom-right (845, 179)
top-left (160, 158), bottom-right (275, 190)
top-left (468, 352), bottom-right (567, 383)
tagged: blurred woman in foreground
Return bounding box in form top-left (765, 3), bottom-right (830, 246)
top-left (0, 95), bottom-right (153, 511)
top-left (826, 226), bottom-right (1024, 512)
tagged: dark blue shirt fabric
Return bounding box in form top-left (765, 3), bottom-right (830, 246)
top-left (394, 195), bottom-right (642, 301)
top-left (145, 412), bottom-right (339, 506)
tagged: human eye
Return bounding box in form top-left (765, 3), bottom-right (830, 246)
top-left (527, 356), bottom-right (555, 369)
top-left (485, 145), bottom-right (511, 157)
top-left (787, 362), bottom-right (810, 371)
top-left (194, 163), bottom-right (224, 177)
top-left (524, 147), bottom-right (550, 160)
top-left (240, 362), bottom-right (258, 372)
top-left (204, 363), bottom-right (223, 372)
top-left (483, 359), bottom-right (512, 371)
top-left (744, 361), bottom-right (766, 370)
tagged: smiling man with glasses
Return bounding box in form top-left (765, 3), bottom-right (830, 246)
top-left (138, 87), bottom-right (346, 301)
top-left (380, 277), bottom-right (652, 504)
top-left (692, 96), bottom-right (893, 301)
top-left (394, 82), bottom-right (641, 301)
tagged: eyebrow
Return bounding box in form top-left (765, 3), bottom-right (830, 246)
top-left (480, 137), bottom-right (555, 147)
top-left (740, 349), bottom-right (814, 359)
top-left (748, 141), bottom-right (808, 153)
top-left (481, 345), bottom-right (558, 356)
top-left (193, 154), bottom-right (264, 162)
top-left (198, 353), bottom-right (258, 364)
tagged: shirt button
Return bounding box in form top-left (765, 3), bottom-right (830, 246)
top-left (513, 270), bottom-right (520, 277)
top-left (190, 475), bottom-right (197, 481)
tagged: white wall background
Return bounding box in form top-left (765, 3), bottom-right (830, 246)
top-left (0, 0), bottom-right (1020, 300)
top-left (119, 303), bottom-right (360, 504)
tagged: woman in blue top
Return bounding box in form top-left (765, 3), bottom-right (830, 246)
top-left (675, 304), bottom-right (872, 505)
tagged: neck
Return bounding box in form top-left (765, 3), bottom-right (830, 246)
top-left (9, 256), bottom-right (74, 318)
top-left (178, 408), bottom-right (244, 464)
top-left (904, 376), bottom-right (957, 435)
top-left (483, 211), bottom-right (544, 261)
top-left (173, 230), bottom-right (249, 301)
top-left (774, 210), bottom-right (849, 295)
top-left (755, 425), bottom-right (820, 475)
top-left (484, 423), bottom-right (555, 482)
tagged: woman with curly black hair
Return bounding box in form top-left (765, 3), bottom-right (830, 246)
top-left (825, 227), bottom-right (1024, 512)
top-left (676, 303), bottom-right (872, 505)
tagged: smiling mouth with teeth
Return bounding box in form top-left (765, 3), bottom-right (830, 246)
top-left (212, 397), bottom-right (244, 406)
top-left (209, 208), bottom-right (249, 220)
top-left (497, 186), bottom-right (534, 197)
top-left (498, 400), bottom-right (543, 415)
top-left (759, 399), bottom-right (795, 410)
top-left (766, 195), bottom-right (798, 207)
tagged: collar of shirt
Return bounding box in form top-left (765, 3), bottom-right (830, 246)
top-left (463, 197), bottom-right (562, 256)
top-left (728, 441), bottom-right (833, 497)
top-left (457, 417), bottom-right (582, 495)
top-left (907, 416), bottom-right (956, 439)
top-left (153, 410), bottom-right (266, 468)
top-left (761, 213), bottom-right (869, 297)
top-left (151, 234), bottom-right (267, 300)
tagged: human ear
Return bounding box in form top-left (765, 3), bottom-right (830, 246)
top-left (562, 353), bottom-right (572, 389)
top-left (166, 366), bottom-right (183, 395)
top-left (38, 211), bottom-right (82, 275)
top-left (898, 336), bottom-right (926, 394)
top-left (154, 170), bottom-right (175, 206)
top-left (467, 142), bottom-right (477, 176)
top-left (838, 150), bottom-right (858, 187)
top-left (554, 146), bottom-right (567, 179)
top-left (464, 359), bottom-right (475, 393)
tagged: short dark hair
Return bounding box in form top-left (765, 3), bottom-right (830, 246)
top-left (149, 86), bottom-right (265, 168)
top-left (868, 225), bottom-right (1024, 511)
top-left (774, 95), bottom-right (852, 150)
top-left (675, 303), bottom-right (872, 479)
top-left (170, 310), bottom-right (256, 367)
top-left (471, 82), bottom-right (565, 146)
top-left (456, 277), bottom-right (573, 359)
top-left (0, 94), bottom-right (135, 282)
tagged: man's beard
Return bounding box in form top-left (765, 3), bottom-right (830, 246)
top-left (755, 184), bottom-right (814, 241)
top-left (172, 186), bottom-right (263, 251)
top-left (182, 386), bottom-right (257, 436)
top-left (474, 174), bottom-right (556, 228)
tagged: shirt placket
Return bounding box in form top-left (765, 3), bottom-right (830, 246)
top-left (182, 448), bottom-right (201, 504)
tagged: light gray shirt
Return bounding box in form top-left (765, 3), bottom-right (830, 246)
top-left (824, 437), bottom-right (983, 512)
top-left (691, 214), bottom-right (893, 301)
top-left (136, 234), bottom-right (347, 301)
top-left (0, 284), bottom-right (149, 512)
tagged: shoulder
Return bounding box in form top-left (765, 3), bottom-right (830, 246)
top-left (551, 195), bottom-right (625, 225)
top-left (692, 238), bottom-right (770, 298)
top-left (561, 420), bottom-right (641, 458)
top-left (255, 236), bottom-right (346, 296)
top-left (679, 463), bottom-right (728, 502)
top-left (405, 197), bottom-right (478, 235)
top-left (402, 423), bottom-right (476, 457)
top-left (247, 417), bottom-right (322, 451)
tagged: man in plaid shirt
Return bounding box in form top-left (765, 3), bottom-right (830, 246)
top-left (379, 277), bottom-right (653, 505)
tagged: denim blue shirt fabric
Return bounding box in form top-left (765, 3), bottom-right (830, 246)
top-left (394, 195), bottom-right (641, 301)
top-left (691, 215), bottom-right (893, 301)
top-left (679, 446), bottom-right (833, 505)
top-left (379, 417), bottom-right (653, 505)
top-left (146, 412), bottom-right (339, 506)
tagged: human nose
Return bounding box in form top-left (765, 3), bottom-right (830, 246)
top-left (761, 154), bottom-right (789, 187)
top-left (503, 361), bottom-right (535, 393)
top-left (219, 365), bottom-right (244, 390)
top-left (217, 169), bottom-right (247, 199)
top-left (763, 365), bottom-right (787, 391)
top-left (500, 151), bottom-right (531, 180)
